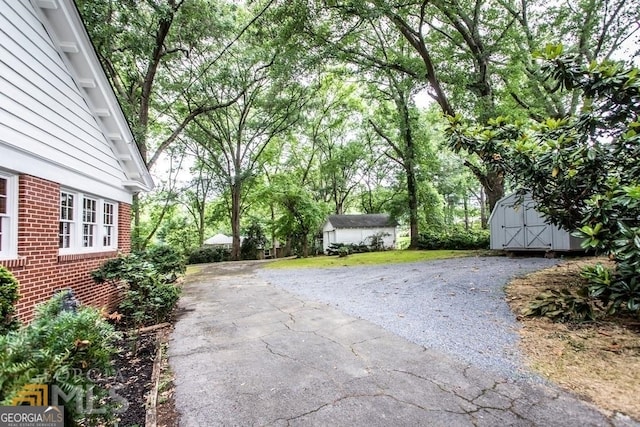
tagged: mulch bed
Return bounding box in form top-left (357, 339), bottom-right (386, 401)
top-left (102, 332), bottom-right (157, 426)
top-left (92, 326), bottom-right (179, 427)
top-left (117, 333), bottom-right (156, 426)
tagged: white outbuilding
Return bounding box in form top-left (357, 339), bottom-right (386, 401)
top-left (203, 233), bottom-right (234, 249)
top-left (489, 193), bottom-right (584, 252)
top-left (322, 214), bottom-right (397, 253)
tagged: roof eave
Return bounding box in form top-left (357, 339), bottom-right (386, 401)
top-left (31, 0), bottom-right (154, 193)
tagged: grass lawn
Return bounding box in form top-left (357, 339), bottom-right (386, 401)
top-left (264, 249), bottom-right (491, 269)
top-left (185, 265), bottom-right (202, 275)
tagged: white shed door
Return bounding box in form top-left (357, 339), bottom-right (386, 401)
top-left (502, 203), bottom-right (524, 248)
top-left (523, 201), bottom-right (552, 249)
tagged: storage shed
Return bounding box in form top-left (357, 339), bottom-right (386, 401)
top-left (322, 214), bottom-right (397, 253)
top-left (490, 193), bottom-right (583, 252)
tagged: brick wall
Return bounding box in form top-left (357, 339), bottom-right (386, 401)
top-left (0, 175), bottom-right (132, 323)
top-left (118, 203), bottom-right (132, 253)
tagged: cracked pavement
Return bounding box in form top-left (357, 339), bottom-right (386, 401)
top-left (169, 261), bottom-right (637, 426)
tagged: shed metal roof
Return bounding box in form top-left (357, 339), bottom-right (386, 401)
top-left (326, 214), bottom-right (397, 229)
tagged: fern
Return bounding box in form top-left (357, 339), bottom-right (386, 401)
top-left (0, 294), bottom-right (120, 422)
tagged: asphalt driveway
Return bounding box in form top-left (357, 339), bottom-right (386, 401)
top-left (258, 256), bottom-right (559, 380)
top-left (168, 257), bottom-right (638, 426)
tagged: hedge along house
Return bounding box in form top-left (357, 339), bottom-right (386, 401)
top-left (0, 0), bottom-right (153, 322)
top-left (322, 214), bottom-right (398, 253)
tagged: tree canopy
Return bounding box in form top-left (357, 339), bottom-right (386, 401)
top-left (78, 0), bottom-right (639, 267)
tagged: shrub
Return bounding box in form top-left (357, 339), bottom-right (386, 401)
top-left (93, 249), bottom-right (185, 286)
top-left (187, 247), bottom-right (231, 264)
top-left (91, 253), bottom-right (152, 287)
top-left (417, 227), bottom-right (489, 250)
top-left (119, 276), bottom-right (181, 327)
top-left (92, 253), bottom-right (182, 328)
top-left (144, 245), bottom-right (186, 281)
top-left (0, 293), bottom-right (120, 424)
top-left (0, 266), bottom-right (19, 334)
top-left (580, 262), bottom-right (640, 315)
top-left (522, 288), bottom-right (596, 322)
top-left (368, 232), bottom-right (391, 251)
top-left (326, 243), bottom-right (370, 256)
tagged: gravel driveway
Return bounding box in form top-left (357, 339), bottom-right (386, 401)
top-left (258, 256), bottom-right (559, 381)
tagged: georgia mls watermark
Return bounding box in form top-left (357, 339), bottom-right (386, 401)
top-left (1, 370), bottom-right (129, 426)
top-left (0, 406), bottom-right (63, 427)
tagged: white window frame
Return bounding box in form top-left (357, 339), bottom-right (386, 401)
top-left (59, 191), bottom-right (75, 250)
top-left (103, 201), bottom-right (115, 247)
top-left (0, 173), bottom-right (18, 260)
top-left (59, 189), bottom-right (118, 255)
top-left (82, 197), bottom-right (97, 248)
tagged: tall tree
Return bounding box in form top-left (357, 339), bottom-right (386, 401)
top-left (77, 0), bottom-right (263, 167)
top-left (77, 0), bottom-right (246, 247)
top-left (368, 72), bottom-right (423, 248)
top-left (179, 161), bottom-right (216, 246)
top-left (187, 48), bottom-right (307, 260)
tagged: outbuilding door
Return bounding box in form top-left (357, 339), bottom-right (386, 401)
top-left (501, 200), bottom-right (552, 249)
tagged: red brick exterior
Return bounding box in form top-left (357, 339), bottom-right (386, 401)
top-left (117, 203), bottom-right (132, 253)
top-left (0, 175), bottom-right (132, 323)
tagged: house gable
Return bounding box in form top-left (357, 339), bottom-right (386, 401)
top-left (0, 0), bottom-right (152, 202)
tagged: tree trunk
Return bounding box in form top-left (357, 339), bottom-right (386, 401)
top-left (480, 187), bottom-right (487, 229)
top-left (301, 234), bottom-right (309, 258)
top-left (484, 170), bottom-right (504, 219)
top-left (230, 183), bottom-right (242, 261)
top-left (464, 161), bottom-right (503, 226)
top-left (198, 206), bottom-right (205, 246)
top-left (463, 195), bottom-right (469, 230)
top-left (284, 237), bottom-right (292, 257)
top-left (270, 204), bottom-right (276, 258)
top-left (406, 165), bottom-right (419, 249)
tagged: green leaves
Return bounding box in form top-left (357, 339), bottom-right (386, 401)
top-left (522, 287), bottom-right (596, 322)
top-left (532, 43), bottom-right (564, 60)
top-left (91, 252), bottom-right (183, 327)
top-left (0, 267), bottom-right (19, 335)
top-left (0, 294), bottom-right (120, 423)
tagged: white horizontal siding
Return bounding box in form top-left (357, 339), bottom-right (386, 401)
top-left (0, 1), bottom-right (132, 202)
top-left (334, 228), bottom-right (396, 248)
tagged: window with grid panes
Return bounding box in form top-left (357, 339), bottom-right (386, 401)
top-left (59, 190), bottom-right (118, 253)
top-left (0, 174), bottom-right (16, 258)
top-left (103, 202), bottom-right (115, 247)
top-left (82, 197), bottom-right (97, 247)
top-left (59, 192), bottom-right (74, 249)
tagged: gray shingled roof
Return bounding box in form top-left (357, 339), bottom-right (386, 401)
top-left (326, 214), bottom-right (397, 229)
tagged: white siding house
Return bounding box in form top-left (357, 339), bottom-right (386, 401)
top-left (490, 193), bottom-right (583, 252)
top-left (322, 214), bottom-right (397, 253)
top-left (0, 0), bottom-right (152, 202)
top-left (0, 0), bottom-right (153, 321)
